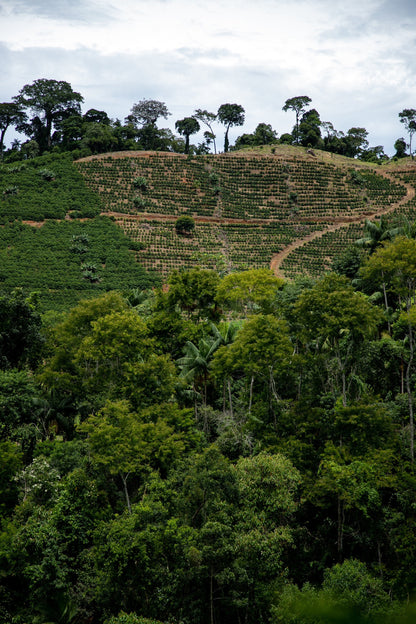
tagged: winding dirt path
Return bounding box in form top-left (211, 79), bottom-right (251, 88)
top-left (270, 171), bottom-right (415, 278)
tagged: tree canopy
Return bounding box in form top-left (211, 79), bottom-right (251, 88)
top-left (217, 103), bottom-right (245, 152)
top-left (14, 78), bottom-right (83, 151)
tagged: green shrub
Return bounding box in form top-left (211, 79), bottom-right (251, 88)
top-left (133, 176), bottom-right (148, 191)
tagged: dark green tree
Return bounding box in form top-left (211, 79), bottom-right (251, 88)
top-left (175, 117), bottom-right (200, 154)
top-left (217, 103), bottom-right (245, 152)
top-left (14, 78), bottom-right (83, 150)
top-left (282, 95), bottom-right (312, 144)
top-left (175, 215), bottom-right (195, 236)
top-left (399, 108), bottom-right (416, 158)
top-left (344, 127), bottom-right (369, 158)
top-left (194, 109), bottom-right (217, 153)
top-left (0, 102), bottom-right (26, 157)
top-left (298, 108), bottom-right (323, 148)
top-left (0, 290), bottom-right (43, 370)
top-left (167, 268), bottom-right (221, 321)
top-left (394, 137), bottom-right (407, 158)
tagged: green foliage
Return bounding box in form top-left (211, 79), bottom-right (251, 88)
top-left (216, 268), bottom-right (284, 315)
top-left (175, 215), bottom-right (195, 236)
top-left (3, 144), bottom-right (416, 624)
top-left (0, 152), bottom-right (101, 222)
top-left (0, 440), bottom-right (22, 516)
top-left (0, 289), bottom-right (43, 370)
top-left (105, 615), bottom-right (167, 624)
top-left (0, 217), bottom-right (159, 310)
top-left (133, 176), bottom-right (148, 191)
top-left (167, 267), bottom-right (220, 321)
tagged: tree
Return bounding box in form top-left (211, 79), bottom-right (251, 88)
top-left (0, 102), bottom-right (26, 157)
top-left (82, 108), bottom-right (111, 125)
top-left (394, 137), bottom-right (407, 158)
top-left (216, 268), bottom-right (284, 315)
top-left (194, 109), bottom-right (218, 153)
top-left (282, 96), bottom-right (312, 144)
top-left (175, 215), bottom-right (195, 236)
top-left (78, 400), bottom-right (185, 512)
top-left (294, 274), bottom-right (381, 406)
top-left (129, 99), bottom-right (171, 127)
top-left (355, 216), bottom-right (394, 255)
top-left (177, 334), bottom-right (221, 405)
top-left (80, 122), bottom-right (117, 154)
top-left (167, 268), bottom-right (221, 321)
top-left (0, 290), bottom-right (43, 371)
top-left (298, 108), bottom-right (323, 148)
top-left (14, 78), bottom-right (83, 150)
top-left (399, 108), bottom-right (416, 158)
top-left (344, 127), bottom-right (369, 158)
top-left (212, 314), bottom-right (293, 417)
top-left (360, 238), bottom-right (416, 461)
top-left (217, 103), bottom-right (245, 152)
top-left (234, 123), bottom-right (278, 150)
top-left (175, 117), bottom-right (200, 154)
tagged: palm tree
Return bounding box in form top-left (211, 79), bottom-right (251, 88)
top-left (355, 216), bottom-right (393, 254)
top-left (177, 322), bottom-right (241, 405)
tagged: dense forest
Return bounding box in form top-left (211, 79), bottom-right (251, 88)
top-left (3, 245), bottom-right (416, 623)
top-left (2, 77), bottom-right (416, 624)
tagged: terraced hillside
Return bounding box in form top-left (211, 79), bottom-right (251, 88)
top-left (0, 154), bottom-right (160, 310)
top-left (76, 150), bottom-right (413, 278)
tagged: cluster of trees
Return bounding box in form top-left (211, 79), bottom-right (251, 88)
top-left (1, 79), bottom-right (414, 161)
top-left (3, 223), bottom-right (416, 622)
top-left (0, 79), bottom-right (246, 159)
top-left (278, 96), bottom-right (416, 163)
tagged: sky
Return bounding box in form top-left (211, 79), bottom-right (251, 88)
top-left (0, 0), bottom-right (415, 154)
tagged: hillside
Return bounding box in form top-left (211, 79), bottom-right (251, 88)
top-left (1, 147), bottom-right (416, 311)
top-left (76, 147), bottom-right (414, 278)
top-left (0, 153), bottom-right (160, 311)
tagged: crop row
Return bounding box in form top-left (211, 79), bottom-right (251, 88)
top-left (281, 223), bottom-right (364, 278)
top-left (77, 154), bottom-right (406, 224)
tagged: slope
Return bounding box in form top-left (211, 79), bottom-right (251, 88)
top-left (76, 148), bottom-right (411, 278)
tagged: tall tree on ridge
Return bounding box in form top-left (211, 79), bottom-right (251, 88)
top-left (194, 108), bottom-right (218, 153)
top-left (0, 102), bottom-right (26, 158)
top-left (217, 103), bottom-right (245, 152)
top-left (399, 108), bottom-right (416, 158)
top-left (282, 95), bottom-right (312, 144)
top-left (175, 116), bottom-right (200, 154)
top-left (14, 78), bottom-right (83, 150)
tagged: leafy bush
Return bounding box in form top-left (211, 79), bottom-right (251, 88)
top-left (175, 215), bottom-right (195, 236)
top-left (38, 168), bottom-right (55, 181)
top-left (133, 176), bottom-right (148, 191)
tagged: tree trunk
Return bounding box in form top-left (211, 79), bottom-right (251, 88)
top-left (0, 127), bottom-right (6, 158)
top-left (121, 473), bottom-right (132, 513)
top-left (381, 272), bottom-right (391, 335)
top-left (406, 319), bottom-right (414, 462)
top-left (337, 495), bottom-right (344, 556)
top-left (228, 378), bottom-right (233, 418)
top-left (210, 566), bottom-right (214, 624)
top-left (46, 113), bottom-right (53, 149)
top-left (248, 375), bottom-right (254, 415)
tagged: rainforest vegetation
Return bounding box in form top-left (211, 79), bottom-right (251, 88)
top-left (2, 249), bottom-right (416, 623)
top-left (2, 78), bottom-right (416, 624)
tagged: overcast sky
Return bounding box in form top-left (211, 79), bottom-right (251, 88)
top-left (0, 0), bottom-right (415, 154)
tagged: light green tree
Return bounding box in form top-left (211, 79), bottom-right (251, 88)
top-left (216, 268), bottom-right (284, 316)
